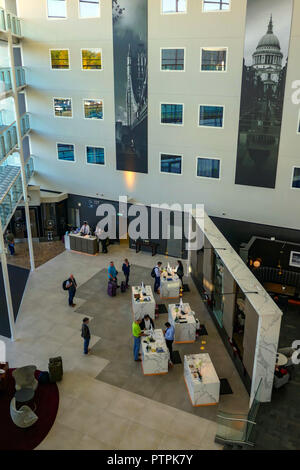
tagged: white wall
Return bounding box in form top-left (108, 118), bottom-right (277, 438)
top-left (17, 0), bottom-right (300, 230)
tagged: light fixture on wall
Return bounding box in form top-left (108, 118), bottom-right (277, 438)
top-left (253, 258), bottom-right (262, 268)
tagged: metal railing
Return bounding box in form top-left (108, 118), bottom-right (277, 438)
top-left (0, 67), bottom-right (12, 93)
top-left (20, 113), bottom-right (30, 137)
top-left (0, 122), bottom-right (18, 162)
top-left (0, 7), bottom-right (21, 36)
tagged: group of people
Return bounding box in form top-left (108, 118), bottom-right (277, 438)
top-left (64, 255), bottom-right (184, 361)
top-left (108, 259), bottom-right (130, 288)
top-left (153, 260), bottom-right (184, 294)
top-left (132, 316), bottom-right (175, 367)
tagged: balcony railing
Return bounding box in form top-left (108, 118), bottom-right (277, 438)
top-left (0, 7), bottom-right (21, 36)
top-left (0, 68), bottom-right (12, 93)
top-left (0, 157), bottom-right (34, 228)
top-left (15, 67), bottom-right (26, 88)
top-left (0, 122), bottom-right (18, 162)
top-left (20, 113), bottom-right (30, 137)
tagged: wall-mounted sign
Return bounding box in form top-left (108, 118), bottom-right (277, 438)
top-left (112, 0), bottom-right (148, 173)
top-left (235, 0), bottom-right (293, 188)
top-left (289, 251), bottom-right (300, 268)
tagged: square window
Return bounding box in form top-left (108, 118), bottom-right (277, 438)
top-left (57, 143), bottom-right (75, 161)
top-left (201, 48), bottom-right (227, 71)
top-left (160, 154), bottom-right (182, 174)
top-left (47, 0), bottom-right (66, 18)
top-left (162, 0), bottom-right (187, 14)
top-left (79, 0), bottom-right (100, 18)
top-left (203, 0), bottom-right (230, 12)
top-left (86, 146), bottom-right (105, 165)
top-left (161, 48), bottom-right (185, 71)
top-left (197, 158), bottom-right (220, 178)
top-left (81, 48), bottom-right (102, 70)
top-left (161, 103), bottom-right (183, 125)
top-left (50, 49), bottom-right (70, 69)
top-left (199, 105), bottom-right (224, 127)
top-left (54, 98), bottom-right (72, 117)
top-left (292, 168), bottom-right (300, 188)
top-left (84, 99), bottom-right (103, 119)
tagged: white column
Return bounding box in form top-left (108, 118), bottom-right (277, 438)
top-left (0, 220), bottom-right (15, 341)
top-left (7, 32), bottom-right (35, 271)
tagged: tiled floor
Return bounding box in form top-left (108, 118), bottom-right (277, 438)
top-left (1, 245), bottom-right (250, 450)
top-left (7, 240), bottom-right (65, 270)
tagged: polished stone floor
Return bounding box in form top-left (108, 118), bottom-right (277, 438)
top-left (7, 240), bottom-right (65, 270)
top-left (1, 245), bottom-right (249, 450)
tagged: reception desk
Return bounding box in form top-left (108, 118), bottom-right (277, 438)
top-left (168, 303), bottom-right (196, 344)
top-left (69, 233), bottom-right (98, 255)
top-left (141, 329), bottom-right (169, 375)
top-left (184, 354), bottom-right (220, 406)
top-left (160, 269), bottom-right (180, 300)
top-left (132, 285), bottom-right (155, 320)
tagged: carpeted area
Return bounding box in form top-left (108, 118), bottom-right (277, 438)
top-left (74, 264), bottom-right (246, 422)
top-left (0, 369), bottom-right (59, 450)
top-left (0, 263), bottom-right (30, 338)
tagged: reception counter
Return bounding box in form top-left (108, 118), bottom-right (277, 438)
top-left (69, 233), bottom-right (99, 255)
top-left (160, 269), bottom-right (180, 300)
top-left (141, 329), bottom-right (169, 375)
top-left (184, 354), bottom-right (220, 406)
top-left (168, 303), bottom-right (196, 343)
top-left (132, 285), bottom-right (155, 320)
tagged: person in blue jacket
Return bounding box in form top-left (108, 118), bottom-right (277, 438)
top-left (122, 258), bottom-right (130, 288)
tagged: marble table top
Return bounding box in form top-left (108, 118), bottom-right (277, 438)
top-left (132, 285), bottom-right (154, 303)
top-left (141, 329), bottom-right (168, 356)
top-left (185, 353), bottom-right (219, 385)
top-left (168, 303), bottom-right (196, 324)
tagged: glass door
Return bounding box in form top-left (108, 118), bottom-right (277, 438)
top-left (213, 252), bottom-right (224, 327)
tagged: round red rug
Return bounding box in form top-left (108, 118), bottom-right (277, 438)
top-left (0, 369), bottom-right (59, 450)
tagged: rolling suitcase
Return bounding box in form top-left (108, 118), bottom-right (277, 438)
top-left (120, 281), bottom-right (126, 293)
top-left (107, 281), bottom-right (117, 297)
top-left (48, 356), bottom-right (63, 383)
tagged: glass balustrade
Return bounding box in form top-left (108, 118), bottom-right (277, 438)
top-left (20, 113), bottom-right (30, 136)
top-left (0, 123), bottom-right (18, 160)
top-left (0, 192), bottom-right (12, 227)
top-left (0, 68), bottom-right (12, 93)
top-left (0, 7), bottom-right (22, 36)
top-left (15, 67), bottom-right (26, 87)
top-left (0, 8), bottom-right (6, 31)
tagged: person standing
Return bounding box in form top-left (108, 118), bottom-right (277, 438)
top-left (122, 258), bottom-right (130, 288)
top-left (176, 260), bottom-right (184, 287)
top-left (81, 317), bottom-right (91, 355)
top-left (153, 261), bottom-right (162, 294)
top-left (164, 321), bottom-right (175, 367)
top-left (140, 314), bottom-right (154, 331)
top-left (80, 221), bottom-right (90, 235)
top-left (6, 231), bottom-right (15, 256)
top-left (108, 261), bottom-right (119, 287)
top-left (95, 224), bottom-right (108, 253)
top-left (66, 274), bottom-right (77, 307)
top-left (132, 319), bottom-right (146, 361)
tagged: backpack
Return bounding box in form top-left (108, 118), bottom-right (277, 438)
top-left (151, 267), bottom-right (156, 278)
top-left (62, 279), bottom-right (69, 290)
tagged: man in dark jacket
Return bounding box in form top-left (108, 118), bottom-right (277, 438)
top-left (67, 274), bottom-right (77, 307)
top-left (122, 258), bottom-right (130, 288)
top-left (81, 317), bottom-right (91, 355)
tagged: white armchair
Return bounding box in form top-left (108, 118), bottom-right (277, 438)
top-left (12, 365), bottom-right (38, 392)
top-left (10, 398), bottom-right (38, 428)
